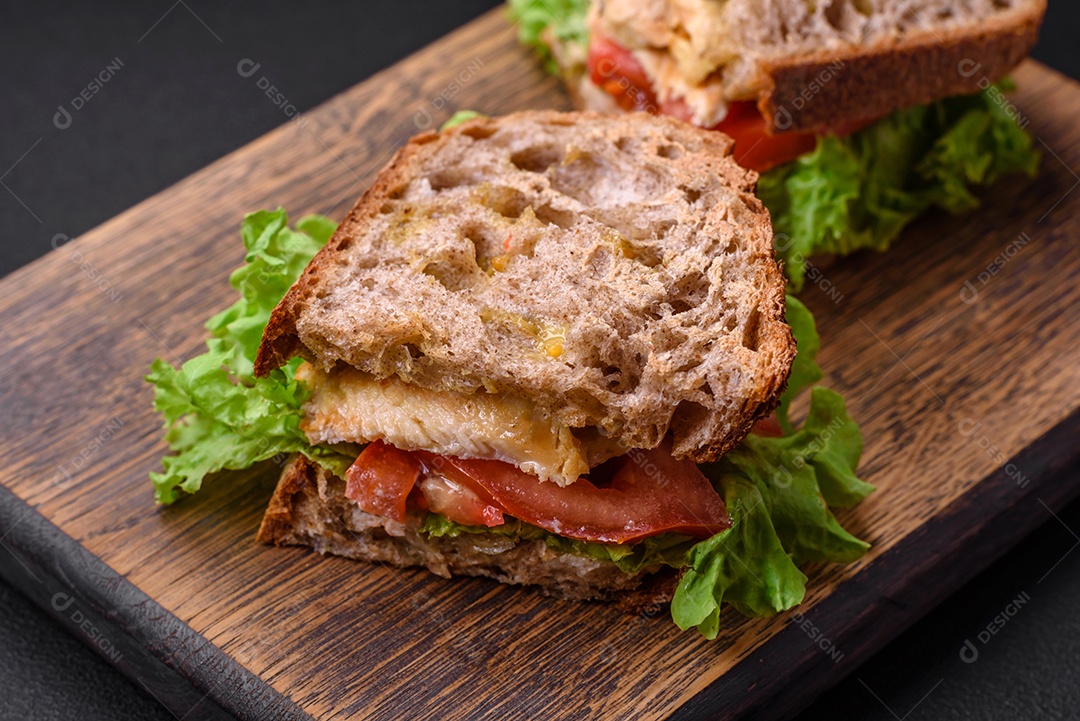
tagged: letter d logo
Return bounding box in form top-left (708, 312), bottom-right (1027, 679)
top-left (53, 105), bottom-right (72, 130)
top-left (413, 107), bottom-right (432, 130)
top-left (957, 59), bottom-right (983, 78)
top-left (51, 593), bottom-right (75, 612)
top-left (773, 106), bottom-right (793, 131)
top-left (236, 58), bottom-right (261, 78)
top-left (959, 280), bottom-right (979, 305)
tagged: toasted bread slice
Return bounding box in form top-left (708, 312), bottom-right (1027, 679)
top-left (583, 0), bottom-right (1045, 132)
top-left (257, 455), bottom-right (655, 600)
top-left (255, 111), bottom-right (793, 463)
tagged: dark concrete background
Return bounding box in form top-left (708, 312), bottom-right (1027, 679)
top-left (1, 2), bottom-right (1078, 719)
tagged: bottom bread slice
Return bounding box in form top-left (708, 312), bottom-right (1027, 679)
top-left (257, 454), bottom-right (662, 601)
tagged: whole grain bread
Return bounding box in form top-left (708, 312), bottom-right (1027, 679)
top-left (255, 111), bottom-right (794, 463)
top-left (257, 454), bottom-right (654, 600)
top-left (583, 0), bottom-right (1045, 132)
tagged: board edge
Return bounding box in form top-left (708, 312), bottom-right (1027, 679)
top-left (0, 484), bottom-right (314, 721)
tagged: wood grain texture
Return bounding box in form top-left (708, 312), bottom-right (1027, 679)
top-left (1, 9), bottom-right (1079, 720)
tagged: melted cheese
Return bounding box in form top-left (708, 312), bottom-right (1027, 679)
top-left (297, 364), bottom-right (621, 486)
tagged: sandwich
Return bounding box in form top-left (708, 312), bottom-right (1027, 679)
top-left (509, 0), bottom-right (1045, 289)
top-left (148, 110), bottom-right (874, 638)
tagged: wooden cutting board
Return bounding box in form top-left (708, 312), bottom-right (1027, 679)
top-left (1, 9), bottom-right (1078, 721)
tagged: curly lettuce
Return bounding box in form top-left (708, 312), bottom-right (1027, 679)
top-left (421, 514), bottom-right (697, 574)
top-left (776, 295), bottom-right (823, 434)
top-left (670, 478), bottom-right (805, 634)
top-left (440, 110), bottom-right (484, 131)
top-left (669, 301), bottom-right (873, 637)
top-left (759, 84), bottom-right (1040, 290)
top-left (507, 0), bottom-right (590, 75)
top-left (147, 209), bottom-right (352, 503)
top-left (666, 386), bottom-right (873, 637)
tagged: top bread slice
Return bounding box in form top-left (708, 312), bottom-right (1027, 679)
top-left (255, 110), bottom-right (794, 463)
top-left (585, 0), bottom-right (1045, 132)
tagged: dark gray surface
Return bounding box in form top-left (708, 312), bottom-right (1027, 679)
top-left (0, 2), bottom-right (1078, 720)
top-left (0, 581), bottom-right (174, 720)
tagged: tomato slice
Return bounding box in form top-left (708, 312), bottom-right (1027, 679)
top-left (586, 34), bottom-right (818, 172)
top-left (419, 474), bottom-right (505, 527)
top-left (751, 414), bottom-right (784, 438)
top-left (715, 108), bottom-right (818, 172)
top-left (416, 441), bottom-right (730, 544)
top-left (345, 441), bottom-right (423, 523)
top-left (587, 35), bottom-right (658, 113)
top-left (347, 439), bottom-right (731, 543)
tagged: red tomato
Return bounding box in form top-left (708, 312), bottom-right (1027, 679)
top-left (416, 441), bottom-right (730, 544)
top-left (345, 441), bottom-right (422, 523)
top-left (419, 474), bottom-right (504, 527)
top-left (586, 35), bottom-right (818, 172)
top-left (347, 439), bottom-right (731, 543)
top-left (714, 106), bottom-right (818, 172)
top-left (587, 35), bottom-right (660, 113)
top-left (751, 414), bottom-right (784, 438)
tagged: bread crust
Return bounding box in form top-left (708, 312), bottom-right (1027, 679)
top-left (757, 1), bottom-right (1046, 133)
top-left (258, 455), bottom-right (655, 601)
top-left (255, 133), bottom-right (438, 377)
top-left (256, 110), bottom-right (795, 463)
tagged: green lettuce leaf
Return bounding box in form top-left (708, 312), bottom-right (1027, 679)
top-left (507, 0), bottom-right (590, 75)
top-left (441, 110), bottom-right (484, 131)
top-left (718, 388), bottom-right (872, 566)
top-left (419, 514), bottom-right (546, 541)
top-left (777, 295), bottom-right (823, 434)
top-left (671, 477), bottom-right (806, 638)
top-left (760, 85), bottom-right (1040, 290)
top-left (147, 355), bottom-right (312, 503)
top-left (147, 209), bottom-right (350, 503)
top-left (419, 514), bottom-right (695, 575)
top-left (799, 390), bottom-right (874, 509)
top-left (671, 387), bottom-right (870, 637)
top-left (204, 210), bottom-right (333, 380)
